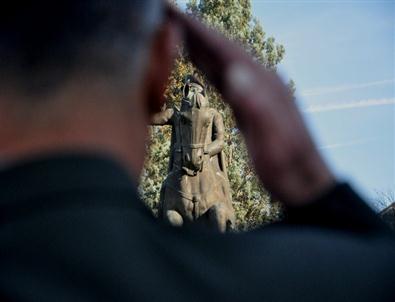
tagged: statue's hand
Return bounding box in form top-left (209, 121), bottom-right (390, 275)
top-left (167, 5), bottom-right (335, 206)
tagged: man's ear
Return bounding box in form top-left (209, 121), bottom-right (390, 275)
top-left (143, 20), bottom-right (180, 114)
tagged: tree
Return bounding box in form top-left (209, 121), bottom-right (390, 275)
top-left (139, 0), bottom-right (286, 230)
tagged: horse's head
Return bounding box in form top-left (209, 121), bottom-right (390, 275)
top-left (180, 100), bottom-right (211, 175)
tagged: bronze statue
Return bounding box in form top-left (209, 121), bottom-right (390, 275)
top-left (152, 76), bottom-right (235, 232)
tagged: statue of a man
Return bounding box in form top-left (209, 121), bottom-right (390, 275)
top-left (152, 76), bottom-right (235, 232)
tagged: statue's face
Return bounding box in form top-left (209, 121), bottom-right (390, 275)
top-left (189, 85), bottom-right (203, 100)
top-left (181, 82), bottom-right (208, 111)
top-left (184, 83), bottom-right (203, 101)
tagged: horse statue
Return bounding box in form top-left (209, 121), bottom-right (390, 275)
top-left (151, 76), bottom-right (235, 232)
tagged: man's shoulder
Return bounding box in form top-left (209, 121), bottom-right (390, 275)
top-left (0, 153), bottom-right (148, 223)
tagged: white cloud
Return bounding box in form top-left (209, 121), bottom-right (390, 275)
top-left (303, 98), bottom-right (395, 113)
top-left (302, 79), bottom-right (395, 97)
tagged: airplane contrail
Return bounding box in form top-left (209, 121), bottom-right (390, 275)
top-left (303, 98), bottom-right (395, 113)
top-left (319, 137), bottom-right (378, 150)
top-left (302, 79), bottom-right (394, 97)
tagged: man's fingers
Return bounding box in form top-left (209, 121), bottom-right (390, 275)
top-left (165, 4), bottom-right (292, 113)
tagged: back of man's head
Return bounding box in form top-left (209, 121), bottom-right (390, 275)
top-left (0, 0), bottom-right (162, 96)
top-left (0, 1), bottom-right (177, 175)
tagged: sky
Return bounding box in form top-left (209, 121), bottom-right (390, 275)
top-left (179, 0), bottom-right (395, 207)
top-left (250, 0), bottom-right (394, 207)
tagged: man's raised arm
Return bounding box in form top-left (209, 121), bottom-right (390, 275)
top-left (166, 5), bottom-right (392, 235)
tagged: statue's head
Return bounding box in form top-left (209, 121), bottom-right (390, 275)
top-left (182, 75), bottom-right (208, 109)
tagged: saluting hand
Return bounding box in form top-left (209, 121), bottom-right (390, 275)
top-left (166, 4), bottom-right (335, 206)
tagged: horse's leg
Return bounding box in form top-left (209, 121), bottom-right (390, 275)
top-left (165, 210), bottom-right (184, 227)
top-left (208, 203), bottom-right (229, 233)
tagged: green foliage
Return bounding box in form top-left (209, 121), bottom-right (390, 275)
top-left (139, 126), bottom-right (171, 215)
top-left (139, 0), bottom-right (286, 230)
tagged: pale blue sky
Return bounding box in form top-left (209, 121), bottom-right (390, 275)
top-left (179, 0), bottom-right (395, 207)
top-left (250, 0), bottom-right (394, 206)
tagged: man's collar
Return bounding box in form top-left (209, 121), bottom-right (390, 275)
top-left (0, 153), bottom-right (141, 211)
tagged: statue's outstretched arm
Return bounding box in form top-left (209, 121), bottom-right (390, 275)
top-left (205, 111), bottom-right (225, 156)
top-left (151, 108), bottom-right (175, 125)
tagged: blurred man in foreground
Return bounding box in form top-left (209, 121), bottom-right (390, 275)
top-left (0, 1), bottom-right (394, 301)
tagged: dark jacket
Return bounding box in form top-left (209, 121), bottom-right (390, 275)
top-left (0, 154), bottom-right (394, 302)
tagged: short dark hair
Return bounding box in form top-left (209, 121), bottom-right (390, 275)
top-left (0, 0), bottom-right (162, 95)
